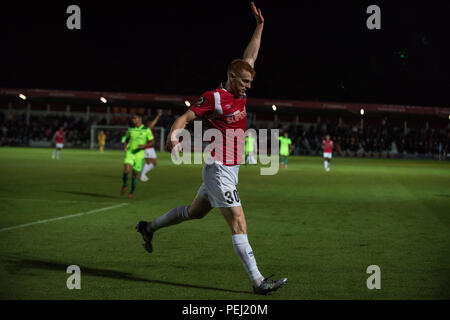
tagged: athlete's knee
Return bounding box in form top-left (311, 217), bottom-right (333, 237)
top-left (224, 208), bottom-right (247, 234)
top-left (230, 221), bottom-right (247, 234)
top-left (230, 218), bottom-right (247, 234)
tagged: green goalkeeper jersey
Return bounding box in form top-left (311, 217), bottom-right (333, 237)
top-left (245, 136), bottom-right (256, 154)
top-left (279, 136), bottom-right (292, 156)
top-left (121, 125), bottom-right (154, 154)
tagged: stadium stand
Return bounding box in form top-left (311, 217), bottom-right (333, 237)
top-left (0, 88), bottom-right (448, 159)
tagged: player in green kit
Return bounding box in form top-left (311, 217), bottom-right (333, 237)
top-left (279, 132), bottom-right (293, 168)
top-left (120, 114), bottom-right (154, 199)
top-left (245, 131), bottom-right (257, 165)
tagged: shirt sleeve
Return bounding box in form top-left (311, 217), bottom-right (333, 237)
top-left (121, 129), bottom-right (130, 143)
top-left (189, 91), bottom-right (215, 118)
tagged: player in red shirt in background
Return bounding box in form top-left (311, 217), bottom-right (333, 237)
top-left (136, 2), bottom-right (287, 295)
top-left (323, 134), bottom-right (334, 172)
top-left (140, 109), bottom-right (163, 182)
top-left (52, 127), bottom-right (65, 160)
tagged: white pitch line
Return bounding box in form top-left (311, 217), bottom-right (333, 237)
top-left (0, 203), bottom-right (128, 232)
top-left (0, 197), bottom-right (121, 205)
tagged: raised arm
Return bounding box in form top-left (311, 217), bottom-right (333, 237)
top-left (149, 109), bottom-right (163, 129)
top-left (243, 1), bottom-right (264, 68)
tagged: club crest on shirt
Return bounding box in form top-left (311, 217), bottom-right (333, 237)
top-left (195, 96), bottom-right (205, 106)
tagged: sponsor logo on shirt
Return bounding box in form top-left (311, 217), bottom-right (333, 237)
top-left (224, 109), bottom-right (247, 124)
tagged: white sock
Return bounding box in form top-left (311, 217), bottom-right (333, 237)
top-left (149, 206), bottom-right (191, 232)
top-left (141, 163), bottom-right (154, 177)
top-left (52, 150), bottom-right (56, 158)
top-left (324, 161), bottom-right (327, 169)
top-left (56, 150), bottom-right (60, 159)
top-left (232, 234), bottom-right (264, 287)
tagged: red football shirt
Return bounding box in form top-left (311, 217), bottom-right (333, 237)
top-left (189, 85), bottom-right (247, 166)
top-left (144, 130), bottom-right (154, 149)
top-left (55, 131), bottom-right (65, 143)
top-left (323, 139), bottom-right (334, 153)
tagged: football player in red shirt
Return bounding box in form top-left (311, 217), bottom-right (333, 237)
top-left (52, 127), bottom-right (65, 160)
top-left (140, 109), bottom-right (163, 182)
top-left (323, 134), bottom-right (334, 172)
top-left (137, 2), bottom-right (287, 295)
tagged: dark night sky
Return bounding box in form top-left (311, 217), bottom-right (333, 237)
top-left (1, 0), bottom-right (449, 107)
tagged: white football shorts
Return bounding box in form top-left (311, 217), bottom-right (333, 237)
top-left (197, 160), bottom-right (241, 208)
top-left (323, 152), bottom-right (332, 159)
top-left (56, 143), bottom-right (64, 149)
top-left (144, 147), bottom-right (157, 159)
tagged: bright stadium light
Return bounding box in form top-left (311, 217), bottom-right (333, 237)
top-left (272, 104), bottom-right (277, 111)
top-left (360, 108), bottom-right (365, 115)
top-left (185, 100), bottom-right (191, 107)
top-left (18, 93), bottom-right (27, 100)
top-left (100, 97), bottom-right (107, 103)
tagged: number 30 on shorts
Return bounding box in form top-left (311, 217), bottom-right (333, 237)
top-left (224, 190), bottom-right (240, 204)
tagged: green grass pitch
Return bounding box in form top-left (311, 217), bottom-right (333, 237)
top-left (0, 147), bottom-right (449, 300)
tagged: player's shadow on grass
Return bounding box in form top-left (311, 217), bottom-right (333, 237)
top-left (6, 258), bottom-right (252, 295)
top-left (58, 191), bottom-right (120, 199)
